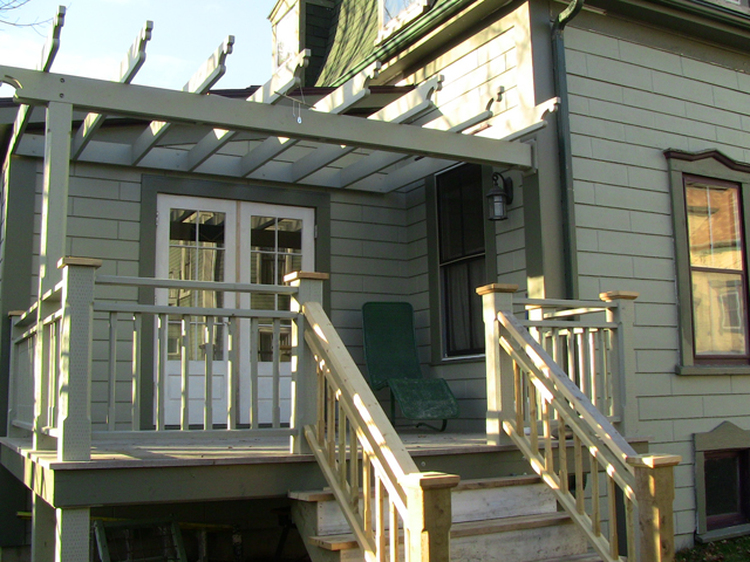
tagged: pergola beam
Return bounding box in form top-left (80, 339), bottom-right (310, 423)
top-left (185, 49), bottom-right (310, 171)
top-left (2, 65), bottom-right (532, 169)
top-left (71, 20), bottom-right (153, 160)
top-left (288, 75), bottom-right (442, 183)
top-left (130, 35), bottom-right (234, 165)
top-left (239, 62), bottom-right (380, 177)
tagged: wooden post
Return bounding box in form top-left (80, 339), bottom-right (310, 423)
top-left (57, 257), bottom-right (101, 462)
top-left (628, 454), bottom-right (682, 562)
top-left (403, 471), bottom-right (459, 562)
top-left (55, 507), bottom-right (91, 562)
top-left (600, 291), bottom-right (638, 435)
top-left (476, 284), bottom-right (518, 446)
top-left (31, 493), bottom-right (56, 562)
top-left (286, 271), bottom-right (329, 454)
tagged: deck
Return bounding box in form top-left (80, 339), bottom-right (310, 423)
top-left (0, 432), bottom-right (524, 509)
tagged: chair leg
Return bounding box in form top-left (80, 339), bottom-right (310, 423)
top-left (390, 389), bottom-right (396, 423)
top-left (415, 419), bottom-right (448, 432)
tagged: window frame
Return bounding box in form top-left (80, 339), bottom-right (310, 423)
top-left (377, 0), bottom-right (434, 43)
top-left (666, 150), bottom-right (750, 375)
top-left (695, 422), bottom-right (750, 541)
top-left (427, 164), bottom-right (498, 362)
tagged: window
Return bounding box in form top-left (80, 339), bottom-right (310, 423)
top-left (378, 0), bottom-right (433, 41)
top-left (695, 422), bottom-right (750, 541)
top-left (685, 176), bottom-right (749, 360)
top-left (436, 164), bottom-right (488, 357)
top-left (666, 150), bottom-right (750, 373)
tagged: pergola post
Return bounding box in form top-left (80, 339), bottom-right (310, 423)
top-left (55, 507), bottom-right (91, 562)
top-left (477, 283), bottom-right (518, 446)
top-left (286, 271), bottom-right (329, 454)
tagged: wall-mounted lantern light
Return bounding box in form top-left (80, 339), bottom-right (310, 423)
top-left (488, 172), bottom-right (514, 220)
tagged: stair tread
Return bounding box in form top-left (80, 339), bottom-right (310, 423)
top-left (308, 511), bottom-right (574, 551)
top-left (543, 553), bottom-right (602, 562)
top-left (290, 474), bottom-right (541, 502)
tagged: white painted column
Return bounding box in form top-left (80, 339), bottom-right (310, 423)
top-left (55, 507), bottom-right (91, 562)
top-left (477, 283), bottom-right (518, 446)
top-left (38, 101), bottom-right (72, 296)
top-left (286, 271), bottom-right (328, 455)
top-left (31, 494), bottom-right (55, 562)
top-left (57, 257), bottom-right (101, 462)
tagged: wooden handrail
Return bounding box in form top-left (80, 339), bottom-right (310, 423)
top-left (477, 285), bottom-right (680, 562)
top-left (301, 301), bottom-right (457, 562)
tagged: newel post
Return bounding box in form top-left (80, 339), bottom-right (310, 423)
top-left (627, 454), bottom-right (682, 562)
top-left (403, 471), bottom-right (459, 562)
top-left (476, 284), bottom-right (518, 446)
top-left (286, 271), bottom-right (329, 455)
top-left (57, 257), bottom-right (100, 462)
top-left (600, 290), bottom-right (639, 435)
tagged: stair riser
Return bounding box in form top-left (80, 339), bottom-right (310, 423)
top-left (300, 481), bottom-right (557, 536)
top-left (333, 524), bottom-right (588, 562)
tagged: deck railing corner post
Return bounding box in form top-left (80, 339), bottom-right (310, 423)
top-left (600, 290), bottom-right (638, 434)
top-left (56, 256), bottom-right (101, 462)
top-left (286, 271), bottom-right (329, 454)
top-left (627, 454), bottom-right (681, 562)
top-left (477, 283), bottom-right (518, 446)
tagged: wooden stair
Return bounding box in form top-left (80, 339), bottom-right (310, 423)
top-left (290, 474), bottom-right (594, 562)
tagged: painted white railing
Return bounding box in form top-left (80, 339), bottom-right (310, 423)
top-left (299, 299), bottom-right (457, 562)
top-left (479, 284), bottom-right (680, 562)
top-left (6, 258), bottom-right (316, 461)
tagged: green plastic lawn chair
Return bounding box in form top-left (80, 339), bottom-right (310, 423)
top-left (361, 302), bottom-right (459, 431)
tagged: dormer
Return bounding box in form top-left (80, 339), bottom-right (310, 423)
top-left (270, 0), bottom-right (335, 86)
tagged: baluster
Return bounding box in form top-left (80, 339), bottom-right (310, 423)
top-left (349, 426), bottom-right (358, 511)
top-left (156, 313), bottom-right (168, 431)
top-left (608, 474), bottom-right (619, 559)
top-left (559, 417), bottom-right (568, 494)
top-left (250, 318), bottom-right (259, 428)
top-left (180, 314), bottom-right (191, 430)
top-left (542, 398), bottom-right (553, 472)
top-left (338, 403), bottom-right (347, 486)
top-left (326, 380), bottom-right (335, 466)
top-left (626, 493), bottom-right (636, 560)
top-left (131, 313), bottom-right (142, 431)
top-left (204, 316), bottom-right (214, 430)
top-left (316, 360), bottom-right (325, 444)
top-left (363, 452), bottom-right (372, 535)
top-left (514, 362), bottom-right (524, 433)
top-left (592, 452), bottom-right (601, 537)
top-left (376, 478), bottom-right (385, 562)
top-left (272, 318), bottom-right (281, 428)
top-left (107, 311), bottom-right (117, 431)
top-left (528, 379), bottom-right (538, 453)
top-left (576, 329), bottom-right (587, 400)
top-left (574, 434), bottom-right (584, 514)
top-left (566, 329), bottom-right (576, 386)
top-left (390, 500), bottom-right (399, 562)
top-left (586, 328), bottom-right (596, 409)
top-left (228, 316), bottom-right (240, 430)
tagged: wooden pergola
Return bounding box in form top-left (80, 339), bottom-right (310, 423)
top-left (0, 7), bottom-right (537, 301)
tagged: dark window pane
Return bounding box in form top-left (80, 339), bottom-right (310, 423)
top-left (705, 453), bottom-right (740, 517)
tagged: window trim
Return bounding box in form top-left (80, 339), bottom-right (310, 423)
top-left (695, 421), bottom-right (750, 542)
top-left (666, 150), bottom-right (750, 374)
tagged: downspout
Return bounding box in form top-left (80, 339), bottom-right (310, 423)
top-left (551, 0), bottom-right (584, 298)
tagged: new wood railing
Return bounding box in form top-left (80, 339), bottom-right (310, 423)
top-left (298, 298), bottom-right (458, 562)
top-left (479, 284), bottom-right (680, 562)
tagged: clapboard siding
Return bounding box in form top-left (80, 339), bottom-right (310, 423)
top-left (566, 17), bottom-right (750, 546)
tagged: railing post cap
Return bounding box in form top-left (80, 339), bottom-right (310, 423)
top-left (476, 283), bottom-right (519, 296)
top-left (283, 271), bottom-right (330, 284)
top-left (8, 310), bottom-right (25, 317)
top-left (403, 471), bottom-right (460, 490)
top-left (57, 256), bottom-right (103, 269)
top-left (600, 290), bottom-right (639, 302)
top-left (627, 454), bottom-right (682, 468)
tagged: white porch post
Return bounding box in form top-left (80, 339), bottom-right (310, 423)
top-left (57, 257), bottom-right (100, 462)
top-left (477, 283), bottom-right (518, 446)
top-left (31, 494), bottom-right (55, 562)
top-left (286, 271), bottom-right (328, 454)
top-left (55, 507), bottom-right (91, 562)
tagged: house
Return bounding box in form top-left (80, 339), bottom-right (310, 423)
top-left (1, 0), bottom-right (750, 559)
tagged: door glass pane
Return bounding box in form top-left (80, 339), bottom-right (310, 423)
top-left (250, 215), bottom-right (302, 313)
top-left (167, 208), bottom-right (226, 361)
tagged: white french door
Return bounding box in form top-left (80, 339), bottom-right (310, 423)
top-left (155, 194), bottom-right (315, 427)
